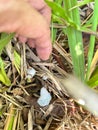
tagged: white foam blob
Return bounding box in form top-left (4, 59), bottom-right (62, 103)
top-left (37, 87), bottom-right (52, 107)
top-left (26, 68), bottom-right (36, 78)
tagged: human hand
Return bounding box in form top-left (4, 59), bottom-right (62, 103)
top-left (0, 0), bottom-right (52, 60)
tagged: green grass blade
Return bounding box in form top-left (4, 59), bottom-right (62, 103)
top-left (70, 0), bottom-right (93, 10)
top-left (46, 0), bottom-right (85, 81)
top-left (64, 0), bottom-right (85, 81)
top-left (4, 104), bottom-right (16, 130)
top-left (86, 0), bottom-right (98, 79)
top-left (87, 74), bottom-right (98, 88)
top-left (0, 33), bottom-right (14, 54)
top-left (0, 57), bottom-right (11, 86)
top-left (86, 66), bottom-right (98, 88)
top-left (45, 0), bottom-right (79, 29)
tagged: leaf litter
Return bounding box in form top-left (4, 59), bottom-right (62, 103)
top-left (0, 3), bottom-right (98, 130)
top-left (0, 41), bottom-right (98, 130)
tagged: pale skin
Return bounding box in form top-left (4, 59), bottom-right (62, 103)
top-left (0, 0), bottom-right (52, 60)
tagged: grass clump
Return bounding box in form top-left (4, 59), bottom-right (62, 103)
top-left (46, 0), bottom-right (98, 86)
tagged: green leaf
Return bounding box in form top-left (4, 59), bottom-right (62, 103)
top-left (87, 74), bottom-right (98, 88)
top-left (0, 33), bottom-right (14, 54)
top-left (0, 109), bottom-right (3, 117)
top-left (45, 0), bottom-right (68, 19)
top-left (0, 57), bottom-right (11, 86)
top-left (52, 14), bottom-right (65, 23)
top-left (45, 0), bottom-right (78, 28)
top-left (86, 67), bottom-right (98, 88)
top-left (54, 0), bottom-right (63, 5)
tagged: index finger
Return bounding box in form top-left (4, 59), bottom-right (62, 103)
top-left (35, 30), bottom-right (52, 60)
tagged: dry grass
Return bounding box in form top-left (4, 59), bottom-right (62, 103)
top-left (0, 38), bottom-right (97, 130)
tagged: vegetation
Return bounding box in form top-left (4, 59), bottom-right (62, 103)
top-left (46, 0), bottom-right (98, 86)
top-left (0, 0), bottom-right (98, 129)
